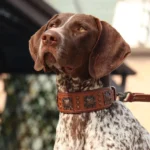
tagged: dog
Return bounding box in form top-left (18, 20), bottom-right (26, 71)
top-left (29, 13), bottom-right (150, 150)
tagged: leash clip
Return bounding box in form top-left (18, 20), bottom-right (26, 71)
top-left (117, 92), bottom-right (131, 102)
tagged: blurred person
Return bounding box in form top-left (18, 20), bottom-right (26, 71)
top-left (0, 74), bottom-right (7, 123)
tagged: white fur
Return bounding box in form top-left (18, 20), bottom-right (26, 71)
top-left (50, 14), bottom-right (76, 40)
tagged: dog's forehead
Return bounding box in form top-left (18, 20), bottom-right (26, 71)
top-left (55, 13), bottom-right (74, 22)
top-left (72, 14), bottom-right (96, 25)
top-left (51, 13), bottom-right (96, 26)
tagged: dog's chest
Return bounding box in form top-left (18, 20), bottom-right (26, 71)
top-left (55, 74), bottom-right (103, 149)
top-left (54, 102), bottom-right (150, 150)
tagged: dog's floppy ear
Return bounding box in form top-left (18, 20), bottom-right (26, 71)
top-left (29, 14), bottom-right (58, 71)
top-left (89, 18), bottom-right (131, 79)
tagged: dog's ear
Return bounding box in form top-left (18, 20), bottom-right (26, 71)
top-left (29, 14), bottom-right (58, 71)
top-left (89, 18), bottom-right (131, 79)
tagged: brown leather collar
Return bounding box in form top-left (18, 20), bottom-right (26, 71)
top-left (57, 86), bottom-right (150, 114)
top-left (57, 87), bottom-right (116, 114)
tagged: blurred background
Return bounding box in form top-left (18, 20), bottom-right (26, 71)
top-left (0, 0), bottom-right (150, 150)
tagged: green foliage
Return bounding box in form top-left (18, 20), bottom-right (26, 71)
top-left (0, 74), bottom-right (58, 150)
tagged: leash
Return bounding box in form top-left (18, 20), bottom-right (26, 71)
top-left (117, 91), bottom-right (150, 102)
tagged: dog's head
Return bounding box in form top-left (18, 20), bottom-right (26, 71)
top-left (29, 13), bottom-right (130, 79)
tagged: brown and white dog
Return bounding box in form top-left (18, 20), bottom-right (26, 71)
top-left (29, 13), bottom-right (150, 150)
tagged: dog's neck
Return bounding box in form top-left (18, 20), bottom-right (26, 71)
top-left (56, 73), bottom-right (105, 93)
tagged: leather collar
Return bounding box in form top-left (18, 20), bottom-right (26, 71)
top-left (57, 85), bottom-right (150, 114)
top-left (57, 87), bottom-right (116, 114)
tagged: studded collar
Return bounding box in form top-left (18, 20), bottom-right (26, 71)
top-left (57, 87), bottom-right (116, 114)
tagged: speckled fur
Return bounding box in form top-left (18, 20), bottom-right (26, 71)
top-left (54, 74), bottom-right (150, 150)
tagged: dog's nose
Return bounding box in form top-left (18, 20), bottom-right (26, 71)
top-left (42, 31), bottom-right (60, 46)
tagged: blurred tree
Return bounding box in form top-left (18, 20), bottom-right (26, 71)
top-left (0, 74), bottom-right (58, 150)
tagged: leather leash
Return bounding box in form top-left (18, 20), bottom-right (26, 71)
top-left (117, 92), bottom-right (150, 102)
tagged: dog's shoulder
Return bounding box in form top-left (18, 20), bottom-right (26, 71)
top-left (85, 101), bottom-right (150, 149)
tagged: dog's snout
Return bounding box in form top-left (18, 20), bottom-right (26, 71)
top-left (42, 31), bottom-right (60, 46)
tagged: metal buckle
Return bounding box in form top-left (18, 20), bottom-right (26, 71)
top-left (111, 86), bottom-right (117, 100)
top-left (104, 90), bottom-right (112, 105)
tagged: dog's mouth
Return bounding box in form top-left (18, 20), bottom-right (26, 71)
top-left (42, 51), bottom-right (75, 74)
top-left (44, 52), bottom-right (56, 64)
top-left (43, 52), bottom-right (56, 72)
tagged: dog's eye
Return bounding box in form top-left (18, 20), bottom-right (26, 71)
top-left (50, 24), bottom-right (57, 28)
top-left (78, 26), bottom-right (86, 32)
